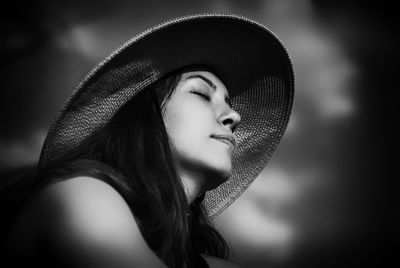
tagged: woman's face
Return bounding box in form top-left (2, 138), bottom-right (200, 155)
top-left (162, 70), bottom-right (241, 190)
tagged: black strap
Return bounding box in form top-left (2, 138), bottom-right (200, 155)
top-left (194, 253), bottom-right (209, 268)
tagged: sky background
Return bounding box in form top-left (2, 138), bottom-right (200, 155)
top-left (0, 1), bottom-right (397, 267)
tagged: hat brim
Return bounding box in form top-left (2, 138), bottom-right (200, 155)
top-left (39, 14), bottom-right (294, 218)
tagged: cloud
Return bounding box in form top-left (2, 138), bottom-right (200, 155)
top-left (0, 129), bottom-right (46, 169)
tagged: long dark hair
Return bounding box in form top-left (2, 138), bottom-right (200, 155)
top-left (1, 69), bottom-right (229, 267)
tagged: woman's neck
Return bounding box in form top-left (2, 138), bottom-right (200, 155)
top-left (179, 170), bottom-right (205, 204)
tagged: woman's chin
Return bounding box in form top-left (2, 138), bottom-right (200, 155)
top-left (177, 155), bottom-right (232, 190)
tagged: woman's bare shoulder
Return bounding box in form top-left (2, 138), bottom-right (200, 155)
top-left (28, 176), bottom-right (134, 233)
top-left (201, 254), bottom-right (243, 268)
top-left (9, 176), bottom-right (166, 267)
top-left (38, 176), bottom-right (131, 219)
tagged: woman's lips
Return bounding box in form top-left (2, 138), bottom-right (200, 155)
top-left (210, 134), bottom-right (237, 151)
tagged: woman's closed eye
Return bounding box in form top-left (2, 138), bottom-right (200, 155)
top-left (191, 90), bottom-right (210, 101)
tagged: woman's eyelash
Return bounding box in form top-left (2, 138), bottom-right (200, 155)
top-left (192, 90), bottom-right (210, 100)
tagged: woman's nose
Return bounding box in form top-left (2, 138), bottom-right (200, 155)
top-left (219, 107), bottom-right (241, 132)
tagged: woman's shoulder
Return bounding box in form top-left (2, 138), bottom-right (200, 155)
top-left (18, 176), bottom-right (132, 225)
top-left (36, 176), bottom-right (133, 227)
top-left (38, 176), bottom-right (130, 215)
top-left (7, 176), bottom-right (135, 248)
top-left (20, 175), bottom-right (140, 243)
top-left (31, 176), bottom-right (141, 249)
top-left (5, 176), bottom-right (166, 267)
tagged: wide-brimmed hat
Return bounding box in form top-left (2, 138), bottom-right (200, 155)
top-left (39, 14), bottom-right (294, 218)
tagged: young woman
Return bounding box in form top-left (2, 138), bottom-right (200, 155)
top-left (1, 14), bottom-right (294, 268)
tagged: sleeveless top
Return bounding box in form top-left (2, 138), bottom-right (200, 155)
top-left (195, 253), bottom-right (210, 268)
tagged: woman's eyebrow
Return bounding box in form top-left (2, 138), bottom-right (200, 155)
top-left (185, 75), bottom-right (217, 90)
top-left (184, 74), bottom-right (231, 107)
